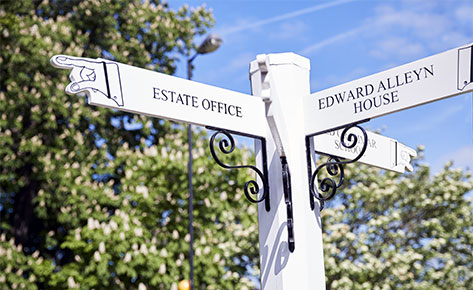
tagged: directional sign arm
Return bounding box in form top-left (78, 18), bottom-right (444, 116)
top-left (312, 128), bottom-right (417, 173)
top-left (304, 42), bottom-right (473, 135)
top-left (51, 55), bottom-right (267, 137)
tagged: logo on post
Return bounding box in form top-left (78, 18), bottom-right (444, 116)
top-left (50, 55), bottom-right (124, 107)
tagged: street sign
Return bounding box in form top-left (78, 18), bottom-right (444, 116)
top-left (313, 128), bottom-right (417, 173)
top-left (304, 43), bottom-right (473, 135)
top-left (50, 55), bottom-right (267, 137)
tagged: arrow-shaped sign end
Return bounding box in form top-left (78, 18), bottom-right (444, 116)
top-left (396, 142), bottom-right (417, 173)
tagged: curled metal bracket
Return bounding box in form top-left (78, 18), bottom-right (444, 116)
top-left (207, 127), bottom-right (270, 212)
top-left (306, 121), bottom-right (369, 211)
top-left (281, 156), bottom-right (295, 252)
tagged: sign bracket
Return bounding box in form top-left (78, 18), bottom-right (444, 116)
top-left (280, 156), bottom-right (295, 252)
top-left (207, 127), bottom-right (270, 211)
top-left (306, 120), bottom-right (369, 210)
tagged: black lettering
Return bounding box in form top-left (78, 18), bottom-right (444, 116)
top-left (424, 65), bottom-right (434, 78)
top-left (153, 87), bottom-right (161, 99)
top-left (236, 106), bottom-right (242, 118)
top-left (161, 89), bottom-right (168, 101)
top-left (365, 84), bottom-right (374, 96)
top-left (218, 101), bottom-right (224, 113)
top-left (354, 101), bottom-right (363, 113)
top-left (405, 71), bottom-right (413, 84)
top-left (183, 94), bottom-right (191, 105)
top-left (373, 95), bottom-right (382, 108)
top-left (391, 90), bottom-right (399, 103)
top-left (387, 77), bottom-right (396, 89)
top-left (413, 68), bottom-right (422, 80)
top-left (378, 80), bottom-right (387, 92)
top-left (346, 91), bottom-right (355, 101)
top-left (395, 75), bottom-right (404, 87)
top-left (228, 105), bottom-right (236, 116)
top-left (319, 98), bottom-right (326, 110)
top-left (224, 103), bottom-right (229, 114)
top-left (202, 98), bottom-right (210, 110)
top-left (192, 96), bottom-right (198, 108)
top-left (176, 93), bottom-right (184, 105)
top-left (335, 92), bottom-right (346, 103)
top-left (363, 98), bottom-right (373, 111)
top-left (326, 96), bottom-right (334, 108)
top-left (348, 90), bottom-right (355, 100)
top-left (169, 90), bottom-right (176, 102)
top-left (382, 93), bottom-right (391, 105)
top-left (356, 87), bottom-right (364, 98)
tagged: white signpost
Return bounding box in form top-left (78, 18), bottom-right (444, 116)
top-left (313, 129), bottom-right (417, 173)
top-left (249, 53), bottom-right (326, 289)
top-left (304, 43), bottom-right (473, 135)
top-left (51, 41), bottom-right (473, 290)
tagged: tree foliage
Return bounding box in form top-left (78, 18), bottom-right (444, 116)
top-left (0, 1), bottom-right (259, 289)
top-left (322, 151), bottom-right (473, 289)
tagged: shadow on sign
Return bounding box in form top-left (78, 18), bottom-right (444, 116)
top-left (261, 221), bottom-right (290, 288)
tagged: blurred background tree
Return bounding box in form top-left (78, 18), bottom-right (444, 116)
top-left (322, 150), bottom-right (473, 289)
top-left (0, 1), bottom-right (258, 289)
top-left (1, 1), bottom-right (472, 290)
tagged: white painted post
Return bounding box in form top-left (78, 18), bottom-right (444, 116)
top-left (250, 53), bottom-right (326, 289)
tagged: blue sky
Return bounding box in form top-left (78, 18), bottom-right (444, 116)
top-left (172, 0), bottom-right (473, 174)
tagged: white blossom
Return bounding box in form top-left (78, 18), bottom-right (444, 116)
top-left (134, 228), bottom-right (143, 237)
top-left (93, 251), bottom-right (101, 261)
top-left (67, 277), bottom-right (79, 288)
top-left (172, 230), bottom-right (179, 239)
top-left (99, 242), bottom-right (105, 254)
top-left (140, 244), bottom-right (148, 255)
top-left (159, 263), bottom-right (166, 274)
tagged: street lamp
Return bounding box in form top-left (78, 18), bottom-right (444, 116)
top-left (187, 34), bottom-right (223, 79)
top-left (186, 33), bottom-right (222, 290)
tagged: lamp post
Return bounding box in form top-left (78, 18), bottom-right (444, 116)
top-left (187, 34), bottom-right (222, 80)
top-left (186, 34), bottom-right (222, 290)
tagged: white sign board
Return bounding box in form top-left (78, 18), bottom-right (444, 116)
top-left (50, 55), bottom-right (266, 137)
top-left (313, 129), bottom-right (417, 173)
top-left (304, 43), bottom-right (473, 135)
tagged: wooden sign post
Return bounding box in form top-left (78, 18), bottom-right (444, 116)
top-left (51, 41), bottom-right (473, 290)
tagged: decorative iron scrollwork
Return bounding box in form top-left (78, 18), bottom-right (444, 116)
top-left (281, 156), bottom-right (295, 252)
top-left (307, 121), bottom-right (369, 211)
top-left (208, 127), bottom-right (270, 211)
